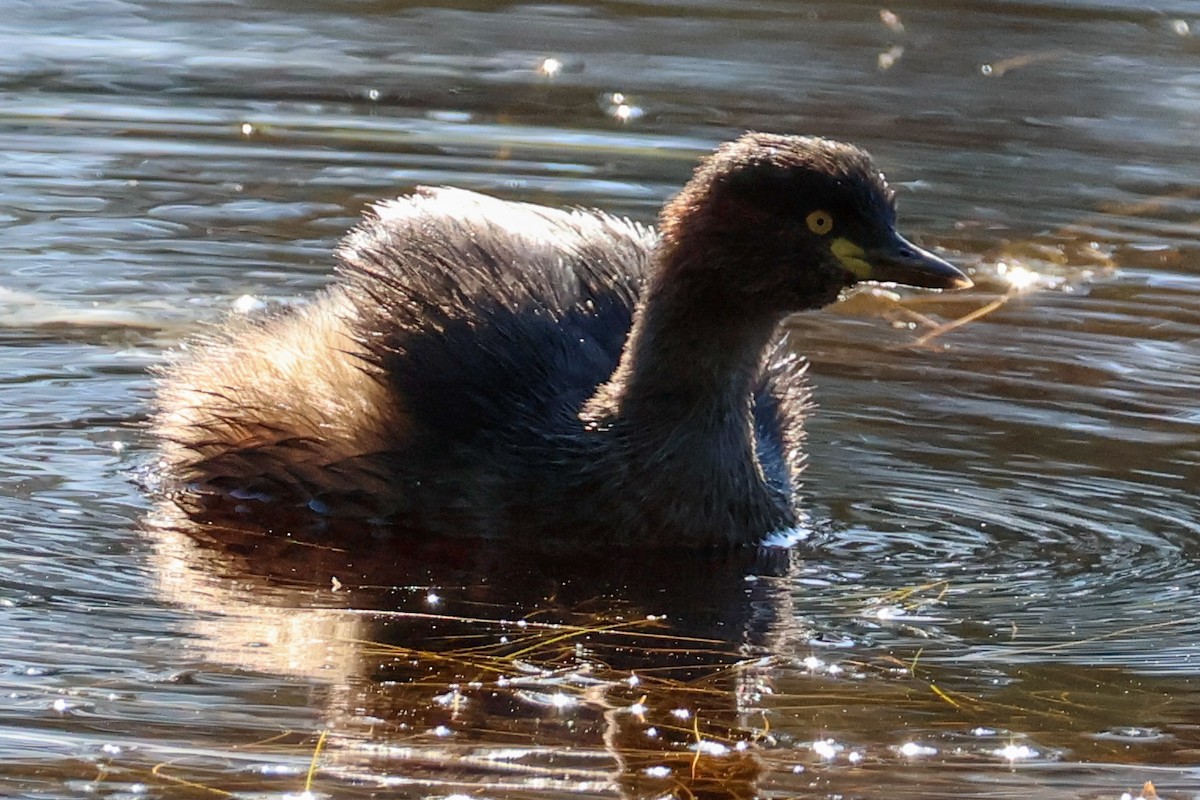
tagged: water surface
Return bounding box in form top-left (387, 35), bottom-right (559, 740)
top-left (1, 1), bottom-right (1198, 798)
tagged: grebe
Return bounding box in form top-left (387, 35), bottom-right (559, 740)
top-left (153, 133), bottom-right (970, 547)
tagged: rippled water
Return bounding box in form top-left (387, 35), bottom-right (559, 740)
top-left (2, 1), bottom-right (1199, 798)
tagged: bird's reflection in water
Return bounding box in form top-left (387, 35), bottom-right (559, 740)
top-left (146, 499), bottom-right (812, 799)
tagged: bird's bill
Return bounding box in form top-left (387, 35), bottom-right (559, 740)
top-left (833, 232), bottom-right (972, 291)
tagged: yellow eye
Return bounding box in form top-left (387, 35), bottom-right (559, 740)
top-left (806, 209), bottom-right (833, 235)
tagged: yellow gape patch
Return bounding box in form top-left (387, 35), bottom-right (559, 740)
top-left (831, 238), bottom-right (872, 278)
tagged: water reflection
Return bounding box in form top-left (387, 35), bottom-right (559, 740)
top-left (144, 494), bottom-right (1200, 799)
top-left (147, 499), bottom-right (801, 798)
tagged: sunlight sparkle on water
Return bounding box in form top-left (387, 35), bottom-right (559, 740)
top-left (878, 44), bottom-right (905, 71)
top-left (880, 9), bottom-right (904, 33)
top-left (258, 765), bottom-right (302, 776)
top-left (874, 606), bottom-right (903, 621)
top-left (811, 739), bottom-right (842, 760)
top-left (692, 740), bottom-right (730, 756)
top-left (898, 742), bottom-right (938, 757)
top-left (605, 92), bottom-right (644, 123)
top-left (232, 294), bottom-right (264, 314)
top-left (996, 261), bottom-right (1040, 291)
top-left (761, 526), bottom-right (810, 547)
top-left (995, 743), bottom-right (1036, 761)
top-left (433, 688), bottom-right (466, 711)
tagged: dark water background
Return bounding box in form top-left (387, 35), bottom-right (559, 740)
top-left (2, 1), bottom-right (1199, 798)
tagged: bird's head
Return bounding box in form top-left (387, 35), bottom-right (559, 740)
top-left (658, 132), bottom-right (971, 313)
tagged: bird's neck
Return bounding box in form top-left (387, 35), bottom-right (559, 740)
top-left (577, 244), bottom-right (795, 547)
top-left (584, 253), bottom-right (783, 437)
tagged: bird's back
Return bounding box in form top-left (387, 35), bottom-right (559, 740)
top-left (338, 188), bottom-right (656, 445)
top-left (153, 189), bottom-right (660, 515)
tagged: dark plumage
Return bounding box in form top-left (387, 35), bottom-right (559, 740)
top-left (153, 132), bottom-right (970, 547)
